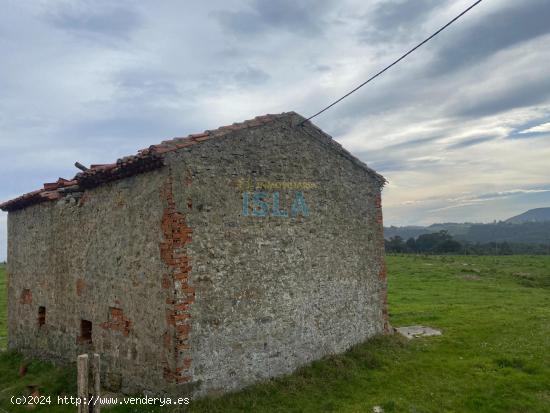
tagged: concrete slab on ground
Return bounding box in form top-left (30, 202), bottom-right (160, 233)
top-left (395, 325), bottom-right (442, 339)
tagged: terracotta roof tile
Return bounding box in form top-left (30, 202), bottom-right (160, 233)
top-left (188, 133), bottom-right (209, 139)
top-left (174, 141), bottom-right (195, 149)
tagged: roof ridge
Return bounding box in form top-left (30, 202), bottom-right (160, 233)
top-left (149, 112), bottom-right (295, 154)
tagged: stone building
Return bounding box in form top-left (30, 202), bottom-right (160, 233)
top-left (1, 112), bottom-right (388, 397)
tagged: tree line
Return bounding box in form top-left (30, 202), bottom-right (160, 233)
top-left (385, 230), bottom-right (550, 255)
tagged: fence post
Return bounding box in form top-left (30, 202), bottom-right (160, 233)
top-left (77, 353), bottom-right (101, 412)
top-left (77, 354), bottom-right (88, 413)
top-left (91, 353), bottom-right (101, 413)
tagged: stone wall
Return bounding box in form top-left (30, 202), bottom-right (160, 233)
top-left (165, 114), bottom-right (386, 396)
top-left (6, 168), bottom-right (178, 394)
top-left (6, 114), bottom-right (386, 397)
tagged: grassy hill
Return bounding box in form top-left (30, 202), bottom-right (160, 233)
top-left (1, 256), bottom-right (549, 412)
top-left (506, 207), bottom-right (550, 223)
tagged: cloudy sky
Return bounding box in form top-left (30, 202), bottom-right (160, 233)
top-left (1, 0), bottom-right (550, 260)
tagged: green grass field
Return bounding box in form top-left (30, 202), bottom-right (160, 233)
top-left (1, 256), bottom-right (549, 413)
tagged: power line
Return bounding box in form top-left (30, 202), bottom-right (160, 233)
top-left (300, 0), bottom-right (484, 125)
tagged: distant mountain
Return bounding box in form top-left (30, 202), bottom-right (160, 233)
top-left (385, 220), bottom-right (550, 245)
top-left (505, 208), bottom-right (550, 224)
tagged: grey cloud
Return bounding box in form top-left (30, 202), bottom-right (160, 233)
top-left (214, 0), bottom-right (331, 36)
top-left (511, 132), bottom-right (550, 140)
top-left (1, 167), bottom-right (75, 197)
top-left (233, 66), bottom-right (270, 85)
top-left (361, 0), bottom-right (440, 43)
top-left (509, 116), bottom-right (550, 139)
top-left (198, 66), bottom-right (271, 91)
top-left (113, 70), bottom-right (182, 99)
top-left (334, 0), bottom-right (550, 129)
top-left (367, 153), bottom-right (446, 173)
top-left (379, 135), bottom-right (442, 151)
top-left (429, 188), bottom-right (550, 212)
top-left (318, 75), bottom-right (438, 133)
top-left (446, 135), bottom-right (497, 150)
top-left (339, 135), bottom-right (444, 172)
top-left (368, 158), bottom-right (409, 172)
top-left (430, 0), bottom-right (550, 75)
top-left (60, 107), bottom-right (207, 155)
top-left (474, 188), bottom-right (550, 201)
top-left (69, 116), bottom-right (172, 142)
top-left (214, 10), bottom-right (262, 35)
top-left (314, 64), bottom-right (331, 73)
top-left (412, 189), bottom-right (550, 224)
top-left (456, 76), bottom-right (550, 118)
top-left (45, 2), bottom-right (141, 41)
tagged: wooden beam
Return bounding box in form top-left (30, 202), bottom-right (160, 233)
top-left (75, 162), bottom-right (88, 172)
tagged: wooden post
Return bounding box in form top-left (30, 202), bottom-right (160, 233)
top-left (74, 161), bottom-right (88, 171)
top-left (77, 354), bottom-right (88, 413)
top-left (91, 353), bottom-right (101, 413)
